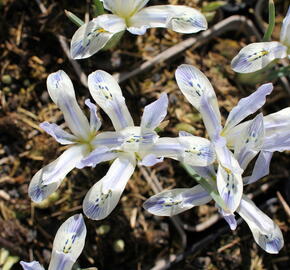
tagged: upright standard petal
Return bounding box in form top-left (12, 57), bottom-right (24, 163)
top-left (52, 214), bottom-right (87, 263)
top-left (140, 93), bottom-right (168, 130)
top-left (128, 5), bottom-right (207, 35)
top-left (237, 196), bottom-right (284, 254)
top-left (223, 83), bottom-right (273, 134)
top-left (200, 94), bottom-right (222, 141)
top-left (175, 65), bottom-right (220, 116)
top-left (280, 6), bottom-right (290, 46)
top-left (88, 70), bottom-right (134, 130)
top-left (231, 42), bottom-right (287, 73)
top-left (243, 151), bottom-right (273, 185)
top-left (47, 71), bottom-right (91, 140)
top-left (48, 251), bottom-right (74, 270)
top-left (40, 122), bottom-right (77, 145)
top-left (28, 145), bottom-right (88, 202)
top-left (83, 154), bottom-right (136, 220)
top-left (20, 261), bottom-right (45, 270)
top-left (85, 99), bottom-right (102, 134)
top-left (101, 0), bottom-right (150, 17)
top-left (71, 15), bottom-right (126, 59)
top-left (234, 114), bottom-right (264, 170)
top-left (143, 185), bottom-right (211, 217)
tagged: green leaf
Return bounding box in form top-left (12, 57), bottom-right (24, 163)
top-left (93, 0), bottom-right (105, 16)
top-left (102, 31), bottom-right (125, 50)
top-left (268, 65), bottom-right (290, 80)
top-left (262, 0), bottom-right (275, 42)
top-left (202, 1), bottom-right (227, 13)
top-left (182, 163), bottom-right (229, 211)
top-left (65, 10), bottom-right (84, 27)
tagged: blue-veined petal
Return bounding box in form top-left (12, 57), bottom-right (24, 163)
top-left (71, 15), bottom-right (126, 59)
top-left (200, 94), bottom-right (222, 141)
top-left (237, 195), bottom-right (284, 254)
top-left (175, 65), bottom-right (220, 116)
top-left (128, 5), bottom-right (207, 35)
top-left (101, 0), bottom-right (150, 17)
top-left (120, 126), bottom-right (158, 153)
top-left (47, 71), bottom-right (91, 140)
top-left (139, 154), bottom-right (164, 167)
top-left (223, 83), bottom-right (273, 134)
top-left (216, 155), bottom-right (243, 213)
top-left (234, 113), bottom-right (264, 170)
top-left (143, 185), bottom-right (211, 217)
top-left (29, 145), bottom-right (88, 198)
top-left (92, 131), bottom-right (125, 149)
top-left (140, 93), bottom-right (168, 130)
top-left (280, 6), bottom-right (290, 46)
top-left (40, 122), bottom-right (77, 145)
top-left (51, 214), bottom-right (86, 264)
top-left (178, 134), bottom-right (216, 167)
top-left (231, 42), bottom-right (287, 73)
top-left (88, 70), bottom-right (134, 130)
top-left (85, 99), bottom-right (102, 133)
top-left (77, 146), bottom-right (119, 169)
top-left (146, 137), bottom-right (184, 157)
top-left (243, 151), bottom-right (273, 185)
top-left (20, 261), bottom-right (44, 270)
top-left (218, 207), bottom-right (237, 230)
top-left (83, 154), bottom-right (136, 220)
top-left (48, 251), bottom-right (74, 270)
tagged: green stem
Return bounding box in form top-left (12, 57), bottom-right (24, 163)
top-left (93, 0), bottom-right (105, 16)
top-left (65, 10), bottom-right (84, 27)
top-left (182, 163), bottom-right (229, 211)
top-left (268, 65), bottom-right (290, 80)
top-left (262, 0), bottom-right (275, 42)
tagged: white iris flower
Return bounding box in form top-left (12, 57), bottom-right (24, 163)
top-left (231, 6), bottom-right (290, 73)
top-left (20, 214), bottom-right (94, 270)
top-left (70, 0), bottom-right (208, 59)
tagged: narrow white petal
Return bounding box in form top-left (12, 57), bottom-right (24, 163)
top-left (52, 214), bottom-right (86, 263)
top-left (47, 71), bottom-right (90, 140)
top-left (20, 261), bottom-right (44, 270)
top-left (88, 70), bottom-right (134, 130)
top-left (218, 207), bottom-right (237, 230)
top-left (40, 122), bottom-right (77, 145)
top-left (71, 15), bottom-right (126, 59)
top-left (263, 107), bottom-right (290, 137)
top-left (77, 146), bottom-right (118, 169)
top-left (141, 93), bottom-right (168, 130)
top-left (42, 145), bottom-right (88, 185)
top-left (231, 42), bottom-right (287, 73)
top-left (243, 151), bottom-right (273, 185)
top-left (237, 196), bottom-right (284, 254)
top-left (139, 154), bottom-right (164, 167)
top-left (28, 145), bottom-right (88, 202)
top-left (143, 185), bottom-right (211, 217)
top-left (92, 131), bottom-right (125, 149)
top-left (83, 155), bottom-right (136, 220)
top-left (102, 0), bottom-right (149, 17)
top-left (128, 5), bottom-right (207, 35)
top-left (223, 83), bottom-right (273, 134)
top-left (280, 6), bottom-right (290, 46)
top-left (175, 65), bottom-right (220, 115)
top-left (190, 165), bottom-right (216, 180)
top-left (200, 94), bottom-right (222, 141)
top-left (262, 132), bottom-right (290, 152)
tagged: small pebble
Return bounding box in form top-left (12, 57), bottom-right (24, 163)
top-left (1, 75), bottom-right (12, 85)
